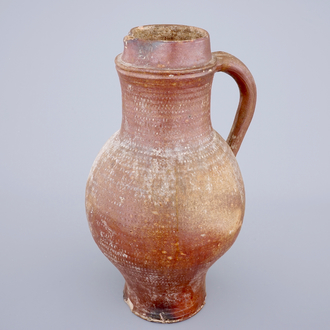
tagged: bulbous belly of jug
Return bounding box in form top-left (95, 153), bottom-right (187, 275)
top-left (85, 129), bottom-right (245, 322)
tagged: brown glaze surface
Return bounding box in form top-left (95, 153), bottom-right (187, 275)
top-left (85, 25), bottom-right (256, 323)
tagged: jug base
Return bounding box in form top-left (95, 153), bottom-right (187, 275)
top-left (124, 296), bottom-right (205, 323)
top-left (123, 281), bottom-right (206, 323)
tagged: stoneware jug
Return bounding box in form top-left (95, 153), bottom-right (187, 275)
top-left (85, 24), bottom-right (256, 323)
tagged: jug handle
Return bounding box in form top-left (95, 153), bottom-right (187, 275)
top-left (213, 51), bottom-right (257, 156)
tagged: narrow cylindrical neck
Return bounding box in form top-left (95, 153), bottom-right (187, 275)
top-left (117, 72), bottom-right (214, 149)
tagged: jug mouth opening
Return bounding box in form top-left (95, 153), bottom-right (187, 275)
top-left (120, 24), bottom-right (213, 70)
top-left (126, 25), bottom-right (209, 42)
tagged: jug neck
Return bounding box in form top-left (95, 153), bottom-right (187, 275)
top-left (115, 24), bottom-right (218, 149)
top-left (116, 68), bottom-right (215, 149)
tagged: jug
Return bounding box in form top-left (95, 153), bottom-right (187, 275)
top-left (85, 24), bottom-right (256, 323)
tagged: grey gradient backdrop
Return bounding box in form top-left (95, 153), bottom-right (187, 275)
top-left (1, 0), bottom-right (329, 329)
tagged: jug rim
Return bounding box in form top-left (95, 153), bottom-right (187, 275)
top-left (120, 24), bottom-right (213, 70)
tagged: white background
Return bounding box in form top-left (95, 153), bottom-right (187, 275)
top-left (1, 0), bottom-right (329, 329)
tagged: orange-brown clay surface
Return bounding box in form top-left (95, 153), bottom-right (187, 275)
top-left (86, 24), bottom-right (256, 323)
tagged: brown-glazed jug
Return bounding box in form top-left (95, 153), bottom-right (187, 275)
top-left (85, 24), bottom-right (256, 323)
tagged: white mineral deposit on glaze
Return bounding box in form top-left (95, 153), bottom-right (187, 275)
top-left (228, 152), bottom-right (245, 205)
top-left (118, 130), bottom-right (218, 163)
top-left (94, 128), bottom-right (245, 234)
top-left (125, 297), bottom-right (134, 312)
